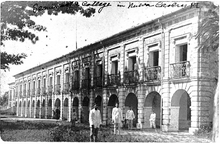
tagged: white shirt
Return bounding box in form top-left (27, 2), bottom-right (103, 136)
top-left (126, 110), bottom-right (135, 120)
top-left (112, 107), bottom-right (123, 123)
top-left (89, 108), bottom-right (102, 128)
top-left (149, 113), bottom-right (156, 121)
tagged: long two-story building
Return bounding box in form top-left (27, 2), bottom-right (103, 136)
top-left (9, 7), bottom-right (217, 133)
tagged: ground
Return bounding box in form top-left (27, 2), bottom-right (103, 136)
top-left (0, 114), bottom-right (211, 142)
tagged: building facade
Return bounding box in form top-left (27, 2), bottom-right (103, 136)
top-left (9, 7), bottom-right (217, 133)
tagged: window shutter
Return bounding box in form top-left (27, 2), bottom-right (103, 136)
top-left (175, 46), bottom-right (180, 63)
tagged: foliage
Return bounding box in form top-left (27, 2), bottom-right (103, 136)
top-left (194, 124), bottom-right (213, 140)
top-left (0, 1), bottom-right (95, 71)
top-left (1, 52), bottom-right (27, 71)
top-left (0, 110), bottom-right (16, 116)
top-left (0, 92), bottom-right (8, 106)
top-left (197, 1), bottom-right (219, 51)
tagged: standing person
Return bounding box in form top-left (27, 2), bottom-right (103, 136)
top-left (149, 110), bottom-right (157, 132)
top-left (71, 109), bottom-right (77, 127)
top-left (55, 107), bottom-right (60, 120)
top-left (89, 104), bottom-right (102, 142)
top-left (112, 103), bottom-right (123, 135)
top-left (126, 106), bottom-right (135, 130)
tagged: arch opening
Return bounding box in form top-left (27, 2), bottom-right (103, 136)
top-left (107, 94), bottom-right (119, 125)
top-left (170, 89), bottom-right (191, 131)
top-left (72, 97), bottom-right (79, 121)
top-left (125, 93), bottom-right (138, 127)
top-left (144, 91), bottom-right (161, 129)
top-left (82, 97), bottom-right (89, 123)
top-left (63, 98), bottom-right (69, 120)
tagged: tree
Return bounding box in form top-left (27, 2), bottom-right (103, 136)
top-left (197, 1), bottom-right (219, 142)
top-left (1, 1), bottom-right (95, 71)
top-left (0, 92), bottom-right (8, 106)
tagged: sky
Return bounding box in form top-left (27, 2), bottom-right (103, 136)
top-left (1, 1), bottom-right (195, 95)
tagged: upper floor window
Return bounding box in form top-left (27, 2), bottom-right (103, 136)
top-left (28, 82), bottom-right (30, 90)
top-left (43, 78), bottom-right (46, 88)
top-left (176, 44), bottom-right (188, 62)
top-left (149, 50), bottom-right (159, 67)
top-left (65, 73), bottom-right (70, 83)
top-left (20, 85), bottom-right (22, 92)
top-left (85, 68), bottom-right (90, 79)
top-left (33, 81), bottom-right (35, 90)
top-left (128, 56), bottom-right (136, 71)
top-left (49, 77), bottom-right (53, 86)
top-left (38, 80), bottom-right (41, 88)
top-left (96, 64), bottom-right (102, 77)
top-left (24, 83), bottom-right (26, 91)
top-left (57, 75), bottom-right (61, 84)
top-left (73, 70), bottom-right (80, 81)
top-left (111, 60), bottom-right (118, 75)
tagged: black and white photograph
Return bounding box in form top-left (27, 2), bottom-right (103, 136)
top-left (0, 0), bottom-right (219, 142)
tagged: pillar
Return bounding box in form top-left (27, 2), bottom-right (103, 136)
top-left (143, 107), bottom-right (152, 128)
top-left (68, 94), bottom-right (72, 122)
top-left (89, 90), bottom-right (94, 110)
top-left (169, 106), bottom-right (180, 131)
top-left (78, 94), bottom-right (82, 123)
top-left (137, 84), bottom-right (145, 125)
top-left (118, 86), bottom-right (125, 118)
top-left (102, 88), bottom-right (108, 125)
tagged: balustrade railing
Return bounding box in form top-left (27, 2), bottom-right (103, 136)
top-left (93, 76), bottom-right (103, 87)
top-left (170, 61), bottom-right (190, 79)
top-left (55, 84), bottom-right (61, 95)
top-left (48, 85), bottom-right (53, 96)
top-left (144, 66), bottom-right (161, 82)
top-left (37, 88), bottom-right (41, 96)
top-left (27, 90), bottom-right (30, 97)
top-left (32, 89), bottom-right (35, 96)
top-left (23, 90), bottom-right (26, 97)
top-left (63, 83), bottom-right (70, 94)
top-left (107, 74), bottom-right (121, 86)
top-left (72, 80), bottom-right (80, 90)
top-left (81, 79), bottom-right (91, 89)
top-left (124, 70), bottom-right (139, 85)
top-left (41, 87), bottom-right (47, 95)
top-left (19, 91), bottom-right (22, 97)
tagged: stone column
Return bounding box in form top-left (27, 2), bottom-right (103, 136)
top-left (60, 95), bottom-right (63, 120)
top-left (78, 94), bottom-right (82, 123)
top-left (102, 88), bottom-right (108, 125)
top-left (89, 90), bottom-right (94, 110)
top-left (137, 84), bottom-right (145, 125)
top-left (90, 52), bottom-right (95, 110)
top-left (143, 107), bottom-right (152, 128)
top-left (25, 83), bottom-right (28, 117)
top-left (52, 68), bottom-right (55, 118)
top-left (68, 94), bottom-right (72, 122)
top-left (118, 86), bottom-right (125, 119)
top-left (60, 65), bottom-right (64, 120)
top-left (45, 95), bottom-right (48, 119)
top-left (161, 30), bottom-right (171, 132)
top-left (16, 86), bottom-right (19, 116)
top-left (169, 106), bottom-right (180, 131)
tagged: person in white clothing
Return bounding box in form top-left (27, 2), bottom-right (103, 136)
top-left (89, 104), bottom-right (102, 142)
top-left (126, 106), bottom-right (135, 129)
top-left (112, 103), bottom-right (123, 135)
top-left (149, 110), bottom-right (157, 132)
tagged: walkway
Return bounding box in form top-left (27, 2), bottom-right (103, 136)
top-left (121, 129), bottom-right (211, 143)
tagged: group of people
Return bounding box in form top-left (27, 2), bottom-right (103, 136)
top-left (89, 102), bottom-right (157, 142)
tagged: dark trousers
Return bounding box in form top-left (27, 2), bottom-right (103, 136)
top-left (90, 126), bottom-right (99, 142)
